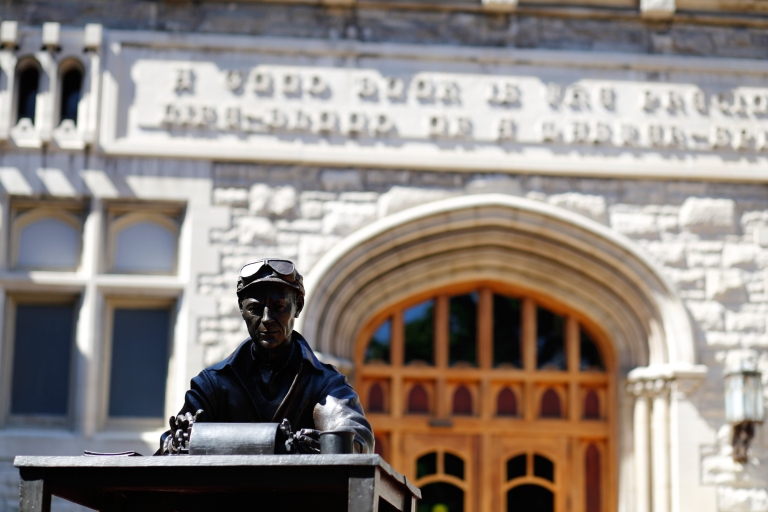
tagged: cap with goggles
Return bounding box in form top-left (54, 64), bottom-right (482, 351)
top-left (236, 259), bottom-right (305, 299)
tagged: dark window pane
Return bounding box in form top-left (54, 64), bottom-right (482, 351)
top-left (368, 383), bottom-right (385, 413)
top-left (11, 304), bottom-right (74, 415)
top-left (540, 389), bottom-right (562, 418)
top-left (507, 484), bottom-right (554, 512)
top-left (404, 300), bottom-right (434, 365)
top-left (449, 293), bottom-right (477, 366)
top-left (418, 482), bottom-right (464, 512)
top-left (365, 319), bottom-right (391, 364)
top-left (584, 390), bottom-right (600, 419)
top-left (17, 66), bottom-right (39, 123)
top-left (108, 308), bottom-right (170, 418)
top-left (416, 452), bottom-right (438, 479)
top-left (533, 454), bottom-right (554, 482)
top-left (580, 329), bottom-right (605, 371)
top-left (60, 68), bottom-right (83, 124)
top-left (407, 384), bottom-right (429, 414)
top-left (444, 453), bottom-right (465, 480)
top-left (497, 387), bottom-right (518, 416)
top-left (506, 454), bottom-right (527, 481)
top-left (452, 386), bottom-right (473, 416)
top-left (586, 444), bottom-right (601, 512)
top-left (493, 295), bottom-right (522, 368)
top-left (536, 307), bottom-right (566, 370)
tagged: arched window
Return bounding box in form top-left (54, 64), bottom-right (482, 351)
top-left (407, 384), bottom-right (429, 414)
top-left (452, 385), bottom-right (472, 416)
top-left (414, 451), bottom-right (467, 512)
top-left (540, 389), bottom-right (562, 418)
top-left (16, 61), bottom-right (40, 124)
top-left (497, 387), bottom-right (518, 417)
top-left (111, 217), bottom-right (177, 274)
top-left (59, 64), bottom-right (83, 126)
top-left (16, 215), bottom-right (81, 270)
top-left (368, 383), bottom-right (384, 413)
top-left (505, 453), bottom-right (557, 512)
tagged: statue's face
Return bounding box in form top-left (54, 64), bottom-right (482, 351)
top-left (240, 285), bottom-right (300, 353)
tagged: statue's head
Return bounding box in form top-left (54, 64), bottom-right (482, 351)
top-left (236, 259), bottom-right (305, 354)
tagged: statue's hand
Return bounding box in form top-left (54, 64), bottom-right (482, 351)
top-left (164, 409), bottom-right (203, 455)
top-left (294, 429), bottom-right (321, 454)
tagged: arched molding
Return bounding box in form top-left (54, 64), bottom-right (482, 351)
top-left (300, 194), bottom-right (695, 372)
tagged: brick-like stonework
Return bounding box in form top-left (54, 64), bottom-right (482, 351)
top-left (1, 2), bottom-right (767, 59)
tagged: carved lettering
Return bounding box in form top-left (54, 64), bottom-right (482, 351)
top-left (429, 115), bottom-right (447, 136)
top-left (541, 121), bottom-right (559, 142)
top-left (415, 79), bottom-right (435, 101)
top-left (253, 72), bottom-right (272, 94)
top-left (621, 125), bottom-right (639, 146)
top-left (309, 75), bottom-right (328, 96)
top-left (283, 74), bottom-right (301, 95)
top-left (600, 88), bottom-right (615, 111)
top-left (567, 86), bottom-right (590, 110)
top-left (693, 91), bottom-right (708, 114)
top-left (358, 77), bottom-right (378, 99)
top-left (595, 122), bottom-right (612, 144)
top-left (489, 82), bottom-right (520, 106)
top-left (498, 119), bottom-right (516, 141)
top-left (225, 70), bottom-right (244, 92)
top-left (712, 126), bottom-right (732, 148)
top-left (546, 84), bottom-right (562, 108)
top-left (642, 90), bottom-right (659, 112)
top-left (347, 112), bottom-right (366, 134)
top-left (571, 122), bottom-right (590, 143)
top-left (666, 91), bottom-right (685, 113)
top-left (174, 68), bottom-right (194, 94)
top-left (317, 111), bottom-right (337, 133)
top-left (386, 78), bottom-right (405, 100)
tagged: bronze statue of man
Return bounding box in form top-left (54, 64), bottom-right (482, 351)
top-left (159, 259), bottom-right (373, 454)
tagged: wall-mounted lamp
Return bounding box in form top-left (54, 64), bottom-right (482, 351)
top-left (724, 359), bottom-right (764, 463)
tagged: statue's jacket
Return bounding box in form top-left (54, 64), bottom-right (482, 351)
top-left (168, 331), bottom-right (374, 453)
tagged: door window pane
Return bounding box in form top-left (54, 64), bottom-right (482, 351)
top-left (417, 452), bottom-right (438, 479)
top-left (580, 329), bottom-right (605, 371)
top-left (11, 304), bottom-right (74, 416)
top-left (536, 307), bottom-right (566, 370)
top-left (444, 453), bottom-right (465, 480)
top-left (18, 217), bottom-right (80, 269)
top-left (540, 389), bottom-right (562, 418)
top-left (108, 308), bottom-right (171, 418)
top-left (507, 484), bottom-right (554, 512)
top-left (404, 300), bottom-right (434, 365)
top-left (365, 318), bottom-right (391, 364)
top-left (534, 454), bottom-right (555, 482)
top-left (449, 293), bottom-right (477, 366)
top-left (507, 454), bottom-right (527, 481)
top-left (493, 295), bottom-right (522, 368)
top-left (114, 221), bottom-right (176, 273)
top-left (419, 482), bottom-right (464, 512)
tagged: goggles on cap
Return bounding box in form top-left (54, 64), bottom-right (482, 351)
top-left (239, 259), bottom-right (299, 285)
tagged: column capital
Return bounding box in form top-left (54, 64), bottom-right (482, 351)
top-left (627, 363), bottom-right (707, 396)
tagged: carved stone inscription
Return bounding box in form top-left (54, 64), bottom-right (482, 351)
top-left (105, 36), bottom-right (768, 176)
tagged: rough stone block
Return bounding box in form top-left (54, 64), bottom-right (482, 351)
top-left (609, 211), bottom-right (659, 239)
top-left (706, 269), bottom-right (747, 303)
top-left (644, 241), bottom-right (686, 268)
top-left (322, 201), bottom-right (377, 235)
top-left (377, 186), bottom-right (460, 217)
top-left (320, 170), bottom-right (363, 191)
top-left (548, 192), bottom-right (608, 224)
top-left (722, 243), bottom-right (760, 270)
top-left (213, 187), bottom-right (248, 206)
top-left (465, 175), bottom-right (521, 196)
top-left (237, 217), bottom-right (277, 245)
top-left (687, 301), bottom-right (725, 331)
top-left (725, 311), bottom-right (766, 333)
top-left (680, 198), bottom-right (736, 234)
top-left (300, 200), bottom-right (324, 219)
top-left (640, 0), bottom-right (675, 19)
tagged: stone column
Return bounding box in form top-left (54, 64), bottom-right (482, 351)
top-left (630, 382), bottom-right (652, 512)
top-left (651, 380), bottom-right (671, 512)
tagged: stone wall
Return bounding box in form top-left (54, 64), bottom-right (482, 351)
top-left (0, 2), bottom-right (766, 59)
top-left (201, 164), bottom-right (768, 510)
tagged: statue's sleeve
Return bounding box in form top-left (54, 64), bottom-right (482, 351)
top-left (312, 372), bottom-right (375, 454)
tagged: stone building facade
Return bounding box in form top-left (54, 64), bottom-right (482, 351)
top-left (0, 1), bottom-right (767, 511)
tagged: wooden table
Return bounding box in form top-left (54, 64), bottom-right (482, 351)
top-left (14, 454), bottom-right (421, 512)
